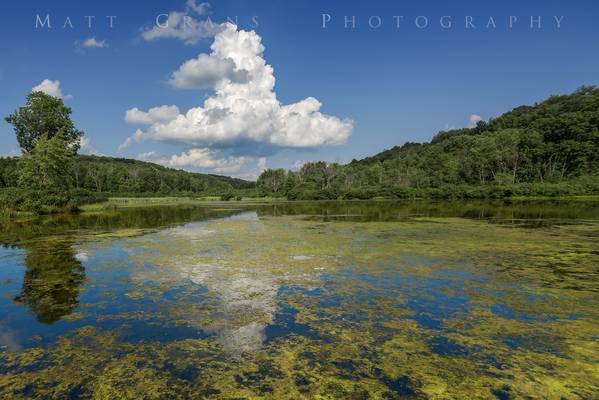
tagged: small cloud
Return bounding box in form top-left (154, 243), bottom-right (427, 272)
top-left (292, 160), bottom-right (307, 171)
top-left (136, 148), bottom-right (250, 175)
top-left (161, 148), bottom-right (249, 174)
top-left (118, 137), bottom-right (134, 151)
top-left (118, 129), bottom-right (144, 151)
top-left (185, 0), bottom-right (211, 15)
top-left (468, 114), bottom-right (483, 128)
top-left (83, 37), bottom-right (108, 48)
top-left (137, 151), bottom-right (157, 161)
top-left (32, 79), bottom-right (72, 100)
top-left (140, 1), bottom-right (222, 45)
top-left (79, 135), bottom-right (102, 155)
top-left (257, 157), bottom-right (267, 173)
top-left (125, 105), bottom-right (180, 125)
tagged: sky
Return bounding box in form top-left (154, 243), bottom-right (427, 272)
top-left (0, 0), bottom-right (598, 179)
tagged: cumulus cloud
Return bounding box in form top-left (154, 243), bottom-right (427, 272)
top-left (32, 79), bottom-right (72, 100)
top-left (125, 105), bottom-right (180, 125)
top-left (167, 148), bottom-right (249, 173)
top-left (468, 114), bottom-right (483, 128)
top-left (141, 0), bottom-right (222, 45)
top-left (83, 37), bottom-right (108, 48)
top-left (78, 135), bottom-right (102, 155)
top-left (127, 23), bottom-right (353, 153)
top-left (169, 54), bottom-right (249, 89)
top-left (118, 129), bottom-right (144, 151)
top-left (139, 148), bottom-right (249, 174)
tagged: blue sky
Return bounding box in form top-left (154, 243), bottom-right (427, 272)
top-left (1, 0), bottom-right (598, 179)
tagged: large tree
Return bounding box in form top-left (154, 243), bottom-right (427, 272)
top-left (17, 134), bottom-right (74, 191)
top-left (5, 91), bottom-right (83, 153)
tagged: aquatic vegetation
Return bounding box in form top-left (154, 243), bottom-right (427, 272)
top-left (0, 202), bottom-right (598, 398)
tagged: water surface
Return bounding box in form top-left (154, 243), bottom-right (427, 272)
top-left (0, 201), bottom-right (598, 399)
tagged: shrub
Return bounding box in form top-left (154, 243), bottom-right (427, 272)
top-left (220, 192), bottom-right (235, 201)
top-left (0, 187), bottom-right (108, 215)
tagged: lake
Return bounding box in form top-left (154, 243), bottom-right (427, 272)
top-left (0, 201), bottom-right (598, 399)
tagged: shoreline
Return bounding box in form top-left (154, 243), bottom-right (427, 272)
top-left (2, 195), bottom-right (599, 222)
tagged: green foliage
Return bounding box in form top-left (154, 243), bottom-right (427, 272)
top-left (5, 91), bottom-right (84, 153)
top-left (220, 191), bottom-right (235, 201)
top-left (257, 168), bottom-right (286, 194)
top-left (17, 133), bottom-right (74, 191)
top-left (258, 86), bottom-right (599, 200)
top-left (0, 187), bottom-right (107, 214)
top-left (0, 155), bottom-right (255, 197)
top-left (15, 239), bottom-right (85, 324)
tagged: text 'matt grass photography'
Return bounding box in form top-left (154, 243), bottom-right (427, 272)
top-left (1, 0), bottom-right (598, 399)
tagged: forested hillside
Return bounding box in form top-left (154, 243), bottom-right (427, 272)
top-left (258, 86), bottom-right (599, 199)
top-left (0, 155), bottom-right (254, 195)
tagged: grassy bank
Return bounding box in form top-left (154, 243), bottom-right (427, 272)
top-left (79, 196), bottom-right (289, 212)
top-left (4, 194), bottom-right (599, 222)
top-left (79, 194), bottom-right (599, 212)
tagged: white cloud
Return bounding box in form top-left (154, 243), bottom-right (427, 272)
top-left (468, 114), bottom-right (483, 128)
top-left (128, 23), bottom-right (353, 152)
top-left (125, 105), bottom-right (180, 125)
top-left (139, 148), bottom-right (249, 174)
top-left (185, 0), bottom-right (210, 15)
top-left (169, 54), bottom-right (249, 89)
top-left (141, 1), bottom-right (222, 45)
top-left (83, 37), bottom-right (108, 48)
top-left (292, 160), bottom-right (307, 171)
top-left (118, 129), bottom-right (144, 151)
top-left (118, 137), bottom-right (134, 151)
top-left (165, 148), bottom-right (249, 173)
top-left (31, 79), bottom-right (72, 100)
top-left (78, 135), bottom-right (102, 155)
top-left (137, 151), bottom-right (157, 162)
top-left (257, 157), bottom-right (267, 173)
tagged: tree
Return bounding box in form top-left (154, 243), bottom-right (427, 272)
top-left (257, 169), bottom-right (286, 193)
top-left (5, 91), bottom-right (84, 153)
top-left (17, 134), bottom-right (74, 191)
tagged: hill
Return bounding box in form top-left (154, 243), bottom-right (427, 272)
top-left (257, 86), bottom-right (599, 199)
top-left (0, 154), bottom-right (255, 196)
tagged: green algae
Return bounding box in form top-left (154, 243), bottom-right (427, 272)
top-left (1, 204), bottom-right (598, 399)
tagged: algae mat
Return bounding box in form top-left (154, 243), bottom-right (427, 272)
top-left (0, 202), bottom-right (598, 399)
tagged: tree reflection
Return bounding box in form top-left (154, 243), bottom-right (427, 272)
top-left (14, 240), bottom-right (85, 324)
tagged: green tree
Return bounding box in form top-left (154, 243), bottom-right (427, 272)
top-left (257, 168), bottom-right (286, 193)
top-left (5, 91), bottom-right (84, 153)
top-left (17, 134), bottom-right (74, 191)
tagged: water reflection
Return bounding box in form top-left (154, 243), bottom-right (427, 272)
top-left (14, 240), bottom-right (85, 324)
top-left (0, 201), bottom-right (598, 398)
top-left (162, 212), bottom-right (318, 354)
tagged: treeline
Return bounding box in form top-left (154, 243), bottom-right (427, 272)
top-left (0, 155), bottom-right (254, 195)
top-left (257, 86), bottom-right (599, 200)
top-left (1, 91), bottom-right (255, 214)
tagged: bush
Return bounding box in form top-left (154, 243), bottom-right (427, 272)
top-left (220, 192), bottom-right (235, 201)
top-left (0, 187), bottom-right (108, 215)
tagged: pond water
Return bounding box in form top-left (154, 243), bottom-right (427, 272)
top-left (0, 201), bottom-right (598, 399)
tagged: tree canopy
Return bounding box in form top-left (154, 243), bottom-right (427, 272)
top-left (5, 91), bottom-right (84, 153)
top-left (257, 86), bottom-right (599, 200)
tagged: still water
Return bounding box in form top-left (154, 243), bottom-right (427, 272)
top-left (0, 201), bottom-right (598, 399)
